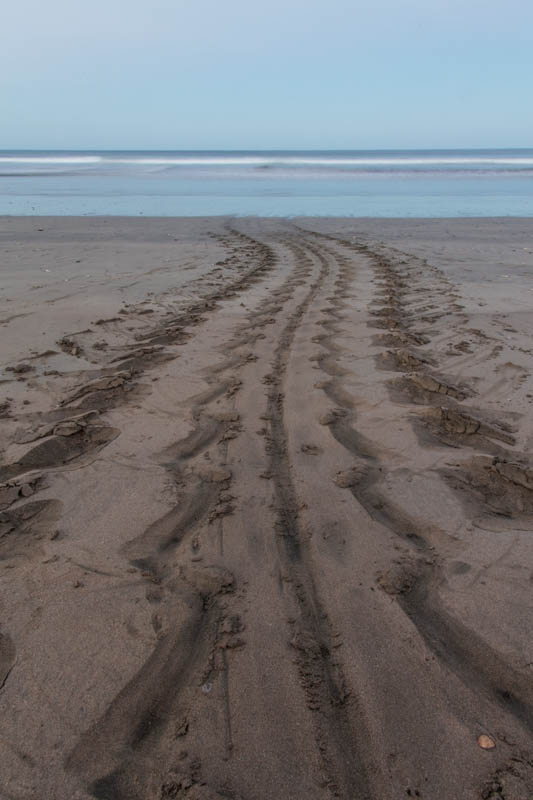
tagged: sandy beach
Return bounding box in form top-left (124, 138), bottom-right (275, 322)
top-left (1, 216), bottom-right (532, 800)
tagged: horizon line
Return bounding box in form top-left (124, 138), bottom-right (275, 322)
top-left (1, 146), bottom-right (533, 153)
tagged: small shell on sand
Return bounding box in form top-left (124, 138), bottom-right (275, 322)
top-left (477, 734), bottom-right (496, 750)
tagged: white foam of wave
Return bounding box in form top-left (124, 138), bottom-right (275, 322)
top-left (113, 156), bottom-right (533, 166)
top-left (0, 156), bottom-right (102, 164)
top-left (2, 155), bottom-right (533, 167)
top-left (288, 157), bottom-right (533, 166)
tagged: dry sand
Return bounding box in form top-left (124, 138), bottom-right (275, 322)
top-left (1, 216), bottom-right (532, 800)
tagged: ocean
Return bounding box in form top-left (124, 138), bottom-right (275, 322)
top-left (0, 149), bottom-right (532, 217)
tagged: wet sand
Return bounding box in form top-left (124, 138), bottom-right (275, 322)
top-left (1, 216), bottom-right (532, 800)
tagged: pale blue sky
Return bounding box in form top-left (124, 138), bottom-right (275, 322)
top-left (2, 0), bottom-right (532, 149)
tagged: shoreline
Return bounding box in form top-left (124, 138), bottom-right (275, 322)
top-left (2, 213), bottom-right (533, 218)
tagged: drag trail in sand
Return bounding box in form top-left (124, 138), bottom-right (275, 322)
top-left (1, 218), bottom-right (532, 799)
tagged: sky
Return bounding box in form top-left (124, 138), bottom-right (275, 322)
top-left (1, 0), bottom-right (532, 150)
